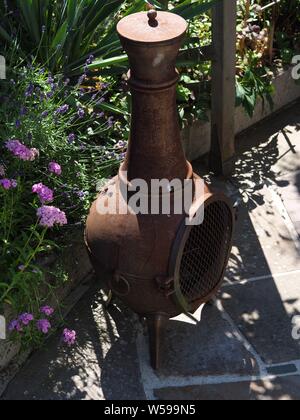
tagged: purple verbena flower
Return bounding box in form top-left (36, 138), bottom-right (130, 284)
top-left (0, 179), bottom-right (17, 190)
top-left (62, 329), bottom-right (76, 347)
top-left (9, 319), bottom-right (22, 332)
top-left (48, 162), bottom-right (62, 176)
top-left (37, 206), bottom-right (68, 228)
top-left (5, 140), bottom-right (39, 161)
top-left (19, 313), bottom-right (34, 326)
top-left (37, 319), bottom-right (51, 334)
top-left (32, 183), bottom-right (54, 203)
top-left (40, 306), bottom-right (54, 317)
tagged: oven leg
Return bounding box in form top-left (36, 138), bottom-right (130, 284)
top-left (147, 313), bottom-right (169, 370)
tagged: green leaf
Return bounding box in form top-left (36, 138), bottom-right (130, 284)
top-left (96, 102), bottom-right (129, 116)
top-left (88, 54), bottom-right (129, 70)
top-left (173, 0), bottom-right (222, 19)
top-left (235, 82), bottom-right (246, 107)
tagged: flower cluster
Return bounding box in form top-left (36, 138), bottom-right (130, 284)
top-left (37, 319), bottom-right (51, 334)
top-left (32, 183), bottom-right (54, 203)
top-left (40, 306), bottom-right (54, 316)
top-left (62, 329), bottom-right (77, 347)
top-left (5, 140), bottom-right (39, 161)
top-left (9, 306), bottom-right (76, 346)
top-left (9, 313), bottom-right (34, 332)
top-left (37, 205), bottom-right (67, 228)
top-left (0, 179), bottom-right (17, 190)
top-left (48, 161), bottom-right (62, 176)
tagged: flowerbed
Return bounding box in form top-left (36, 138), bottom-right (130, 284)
top-left (0, 62), bottom-right (126, 349)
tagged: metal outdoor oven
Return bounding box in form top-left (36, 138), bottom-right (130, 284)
top-left (85, 9), bottom-right (234, 369)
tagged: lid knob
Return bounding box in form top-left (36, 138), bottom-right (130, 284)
top-left (147, 9), bottom-right (158, 27)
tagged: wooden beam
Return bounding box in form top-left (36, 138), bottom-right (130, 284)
top-left (210, 0), bottom-right (237, 177)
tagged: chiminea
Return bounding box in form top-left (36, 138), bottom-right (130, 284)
top-left (85, 10), bottom-right (234, 369)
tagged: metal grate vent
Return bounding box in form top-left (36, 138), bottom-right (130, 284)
top-left (179, 201), bottom-right (232, 303)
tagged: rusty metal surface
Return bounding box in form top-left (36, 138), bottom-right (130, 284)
top-left (117, 11), bottom-right (187, 44)
top-left (86, 9), bottom-right (234, 369)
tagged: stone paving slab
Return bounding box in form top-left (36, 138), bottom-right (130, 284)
top-left (158, 304), bottom-right (259, 378)
top-left (154, 375), bottom-right (300, 400)
top-left (225, 186), bottom-right (300, 283)
top-left (235, 103), bottom-right (300, 178)
top-left (1, 284), bottom-right (145, 400)
top-left (278, 171), bottom-right (300, 237)
top-left (222, 272), bottom-right (300, 365)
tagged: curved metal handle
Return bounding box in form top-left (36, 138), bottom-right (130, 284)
top-left (109, 272), bottom-right (131, 297)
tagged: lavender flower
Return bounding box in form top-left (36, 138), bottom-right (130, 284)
top-left (5, 140), bottom-right (39, 161)
top-left (41, 111), bottom-right (49, 118)
top-left (0, 179), bottom-right (17, 190)
top-left (40, 306), bottom-right (54, 317)
top-left (115, 140), bottom-right (126, 149)
top-left (25, 83), bottom-right (34, 97)
top-left (107, 116), bottom-right (114, 128)
top-left (62, 329), bottom-right (76, 347)
top-left (37, 319), bottom-right (51, 334)
top-left (118, 152), bottom-right (126, 161)
top-left (32, 183), bottom-right (54, 203)
top-left (86, 55), bottom-right (94, 66)
top-left (19, 313), bottom-right (34, 326)
top-left (77, 108), bottom-right (85, 118)
top-left (20, 106), bottom-right (27, 116)
top-left (37, 206), bottom-right (67, 228)
top-left (77, 191), bottom-right (87, 200)
top-left (78, 74), bottom-right (87, 85)
top-left (15, 119), bottom-right (21, 129)
top-left (68, 133), bottom-right (76, 143)
top-left (48, 162), bottom-right (62, 176)
top-left (55, 104), bottom-right (69, 115)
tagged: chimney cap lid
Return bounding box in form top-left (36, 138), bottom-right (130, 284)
top-left (117, 11), bottom-right (187, 44)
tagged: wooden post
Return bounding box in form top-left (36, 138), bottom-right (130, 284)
top-left (210, 0), bottom-right (237, 176)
